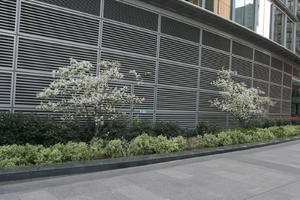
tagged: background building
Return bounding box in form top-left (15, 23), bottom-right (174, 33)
top-left (0, 0), bottom-right (300, 128)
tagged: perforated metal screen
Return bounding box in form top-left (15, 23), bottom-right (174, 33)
top-left (0, 0), bottom-right (294, 128)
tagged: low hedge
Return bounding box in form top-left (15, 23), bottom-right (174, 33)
top-left (1, 125), bottom-right (300, 168)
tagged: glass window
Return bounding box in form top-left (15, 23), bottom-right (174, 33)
top-left (204, 0), bottom-right (231, 19)
top-left (296, 23), bottom-right (300, 55)
top-left (185, 0), bottom-right (200, 5)
top-left (256, 0), bottom-right (272, 38)
top-left (234, 0), bottom-right (255, 30)
top-left (286, 18), bottom-right (294, 50)
top-left (273, 6), bottom-right (285, 45)
top-left (286, 0), bottom-right (295, 14)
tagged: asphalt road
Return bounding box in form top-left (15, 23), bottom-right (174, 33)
top-left (1, 140), bottom-right (300, 200)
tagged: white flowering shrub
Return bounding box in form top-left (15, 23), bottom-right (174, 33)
top-left (37, 59), bottom-right (144, 136)
top-left (209, 68), bottom-right (274, 123)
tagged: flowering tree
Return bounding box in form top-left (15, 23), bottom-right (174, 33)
top-left (209, 68), bottom-right (274, 123)
top-left (37, 59), bottom-right (144, 136)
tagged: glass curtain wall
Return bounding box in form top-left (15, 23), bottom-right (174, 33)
top-left (204, 0), bottom-right (231, 19)
top-left (233, 0), bottom-right (256, 30)
top-left (256, 0), bottom-right (272, 38)
top-left (273, 6), bottom-right (285, 45)
top-left (286, 17), bottom-right (294, 50)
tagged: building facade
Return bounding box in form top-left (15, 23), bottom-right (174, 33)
top-left (1, 0), bottom-right (300, 128)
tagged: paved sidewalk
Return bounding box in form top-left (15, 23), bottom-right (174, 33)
top-left (1, 140), bottom-right (300, 200)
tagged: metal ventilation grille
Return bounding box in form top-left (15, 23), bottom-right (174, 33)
top-left (231, 57), bottom-right (252, 77)
top-left (269, 100), bottom-right (281, 113)
top-left (201, 48), bottom-right (230, 70)
top-left (158, 62), bottom-right (198, 88)
top-left (132, 112), bottom-right (153, 122)
top-left (254, 64), bottom-right (269, 81)
top-left (199, 69), bottom-right (219, 91)
top-left (233, 76), bottom-right (252, 88)
top-left (293, 68), bottom-right (300, 78)
top-left (270, 69), bottom-right (282, 85)
top-left (270, 84), bottom-right (281, 99)
top-left (102, 22), bottom-right (157, 57)
top-left (157, 88), bottom-right (197, 111)
top-left (282, 88), bottom-right (292, 101)
top-left (132, 85), bottom-right (154, 110)
top-left (271, 57), bottom-right (283, 70)
top-left (20, 2), bottom-right (99, 46)
top-left (198, 112), bottom-right (227, 127)
top-left (0, 0), bottom-right (16, 31)
top-left (281, 101), bottom-right (291, 114)
top-left (202, 31), bottom-right (230, 52)
top-left (253, 81), bottom-right (268, 96)
top-left (37, 0), bottom-right (100, 16)
top-left (0, 34), bottom-right (14, 69)
top-left (199, 91), bottom-right (221, 112)
top-left (284, 63), bottom-right (293, 74)
top-left (18, 38), bottom-right (98, 72)
top-left (254, 50), bottom-right (270, 65)
top-left (0, 72), bottom-right (12, 105)
top-left (101, 52), bottom-right (156, 83)
top-left (159, 36), bottom-right (199, 65)
top-left (232, 41), bottom-right (253, 59)
top-left (15, 73), bottom-right (52, 106)
top-left (161, 16), bottom-right (200, 43)
top-left (156, 113), bottom-right (196, 128)
top-left (104, 0), bottom-right (158, 31)
top-left (283, 74), bottom-right (292, 87)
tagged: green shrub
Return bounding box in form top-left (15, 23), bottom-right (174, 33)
top-left (105, 139), bottom-right (126, 158)
top-left (186, 136), bottom-right (204, 150)
top-left (153, 136), bottom-right (182, 153)
top-left (89, 138), bottom-right (106, 159)
top-left (217, 132), bottom-right (234, 146)
top-left (35, 148), bottom-right (63, 164)
top-left (195, 122), bottom-right (220, 136)
top-left (201, 134), bottom-right (220, 147)
top-left (129, 134), bottom-right (155, 155)
top-left (0, 112), bottom-right (93, 146)
top-left (250, 129), bottom-right (275, 142)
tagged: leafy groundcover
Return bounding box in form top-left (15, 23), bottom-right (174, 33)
top-left (1, 125), bottom-right (300, 168)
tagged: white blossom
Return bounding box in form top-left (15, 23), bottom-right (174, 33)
top-left (209, 68), bottom-right (275, 123)
top-left (37, 59), bottom-right (144, 136)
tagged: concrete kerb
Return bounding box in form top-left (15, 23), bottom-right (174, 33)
top-left (1, 136), bottom-right (300, 183)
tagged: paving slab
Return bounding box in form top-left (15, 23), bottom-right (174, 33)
top-left (1, 140), bottom-right (300, 200)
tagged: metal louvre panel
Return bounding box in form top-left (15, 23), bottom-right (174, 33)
top-left (269, 100), bottom-right (281, 113)
top-left (202, 31), bottom-right (230, 52)
top-left (132, 112), bottom-right (153, 121)
top-left (20, 2), bottom-right (99, 46)
top-left (15, 73), bottom-right (52, 106)
top-left (104, 0), bottom-right (158, 31)
top-left (199, 69), bottom-right (219, 91)
top-left (253, 81), bottom-right (268, 96)
top-left (18, 38), bottom-right (98, 72)
top-left (270, 84), bottom-right (281, 99)
top-left (37, 0), bottom-right (100, 16)
top-left (161, 16), bottom-right (200, 43)
top-left (157, 87), bottom-right (197, 111)
top-left (283, 74), bottom-right (292, 87)
top-left (227, 116), bottom-right (239, 127)
top-left (232, 76), bottom-right (252, 88)
top-left (159, 36), bottom-right (199, 65)
top-left (0, 34), bottom-right (14, 69)
top-left (158, 62), bottom-right (198, 88)
top-left (156, 112), bottom-right (196, 128)
top-left (282, 88), bottom-right (292, 101)
top-left (254, 50), bottom-right (270, 65)
top-left (284, 63), bottom-right (293, 74)
top-left (0, 72), bottom-right (12, 105)
top-left (101, 51), bottom-right (156, 83)
top-left (282, 101), bottom-right (291, 114)
top-left (232, 41), bottom-right (253, 59)
top-left (133, 85), bottom-right (154, 110)
top-left (102, 22), bottom-right (157, 57)
top-left (271, 57), bottom-right (283, 70)
top-left (231, 57), bottom-right (252, 77)
top-left (293, 68), bottom-right (300, 78)
top-left (270, 69), bottom-right (282, 85)
top-left (0, 0), bottom-right (16, 31)
top-left (201, 48), bottom-right (230, 70)
top-left (254, 64), bottom-right (269, 81)
top-left (198, 112), bottom-right (227, 127)
top-left (198, 91), bottom-right (221, 112)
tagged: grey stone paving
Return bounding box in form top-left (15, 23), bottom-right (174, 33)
top-left (1, 140), bottom-right (300, 200)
